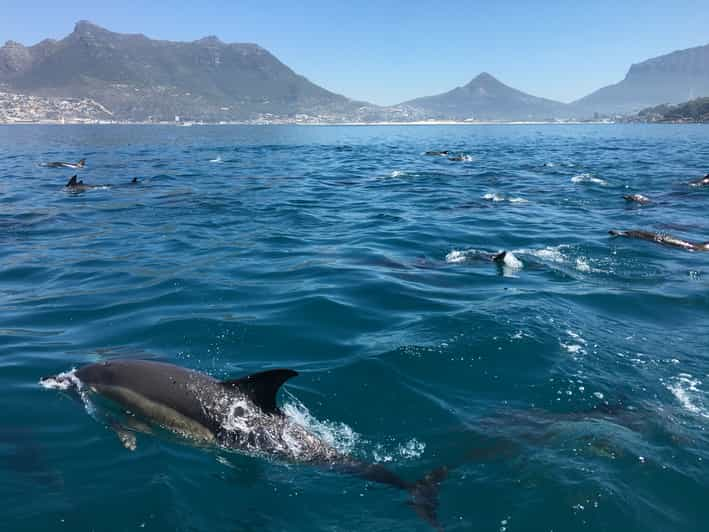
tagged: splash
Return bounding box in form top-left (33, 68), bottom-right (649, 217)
top-left (667, 374), bottom-right (709, 419)
top-left (445, 250), bottom-right (468, 264)
top-left (209, 156), bottom-right (223, 163)
top-left (39, 369), bottom-right (80, 390)
top-left (390, 170), bottom-right (406, 178)
top-left (571, 173), bottom-right (607, 186)
top-left (483, 192), bottom-right (528, 203)
top-left (482, 192), bottom-right (505, 202)
top-left (281, 394), bottom-right (360, 457)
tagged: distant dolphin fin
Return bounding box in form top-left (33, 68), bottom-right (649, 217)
top-left (221, 369), bottom-right (298, 414)
top-left (66, 175), bottom-right (78, 187)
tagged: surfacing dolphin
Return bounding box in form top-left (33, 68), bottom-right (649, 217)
top-left (43, 158), bottom-right (86, 169)
top-left (41, 359), bottom-right (447, 528)
top-left (64, 175), bottom-right (109, 192)
top-left (609, 229), bottom-right (709, 252)
top-left (689, 173), bottom-right (709, 187)
top-left (623, 194), bottom-right (651, 204)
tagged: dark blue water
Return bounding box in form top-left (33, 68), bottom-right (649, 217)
top-left (1, 124), bottom-right (708, 531)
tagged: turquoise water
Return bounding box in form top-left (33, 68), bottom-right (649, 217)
top-left (1, 124), bottom-right (708, 531)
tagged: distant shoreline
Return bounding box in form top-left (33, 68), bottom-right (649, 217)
top-left (0, 119), bottom-right (619, 126)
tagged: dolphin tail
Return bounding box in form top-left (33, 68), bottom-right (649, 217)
top-left (407, 466), bottom-right (448, 530)
top-left (338, 461), bottom-right (448, 529)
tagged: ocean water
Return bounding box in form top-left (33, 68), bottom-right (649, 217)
top-left (1, 124), bottom-right (708, 531)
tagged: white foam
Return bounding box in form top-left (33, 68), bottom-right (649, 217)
top-left (575, 257), bottom-right (591, 272)
top-left (482, 192), bottom-right (528, 204)
top-left (390, 170), bottom-right (406, 177)
top-left (560, 330), bottom-right (587, 356)
top-left (209, 156), bottom-right (223, 163)
top-left (39, 369), bottom-right (80, 390)
top-left (398, 438), bottom-right (426, 459)
top-left (667, 374), bottom-right (709, 419)
top-left (571, 173), bottom-right (607, 186)
top-left (519, 245), bottom-right (569, 263)
top-left (483, 192), bottom-right (505, 202)
top-left (372, 438), bottom-right (426, 463)
top-left (445, 250), bottom-right (468, 264)
top-left (281, 394), bottom-right (360, 456)
top-left (502, 252), bottom-right (523, 270)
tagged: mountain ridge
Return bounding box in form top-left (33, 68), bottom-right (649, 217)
top-left (2, 22), bottom-right (709, 122)
top-left (574, 42), bottom-right (709, 114)
top-left (399, 72), bottom-right (574, 120)
top-left (0, 21), bottom-right (368, 121)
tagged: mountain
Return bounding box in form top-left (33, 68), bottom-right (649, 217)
top-left (630, 97), bottom-right (709, 123)
top-left (399, 73), bottom-right (573, 121)
top-left (575, 43), bottom-right (709, 115)
top-left (0, 21), bottom-right (368, 121)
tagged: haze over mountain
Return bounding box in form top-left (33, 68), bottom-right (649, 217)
top-left (400, 73), bottom-right (574, 121)
top-left (575, 43), bottom-right (709, 115)
top-left (0, 21), bottom-right (370, 121)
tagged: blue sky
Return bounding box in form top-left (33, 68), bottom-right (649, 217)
top-left (3, 0), bottom-right (709, 105)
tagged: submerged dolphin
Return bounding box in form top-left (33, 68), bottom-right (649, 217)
top-left (43, 158), bottom-right (86, 169)
top-left (424, 150), bottom-right (449, 156)
top-left (609, 229), bottom-right (709, 252)
top-left (41, 359), bottom-right (447, 528)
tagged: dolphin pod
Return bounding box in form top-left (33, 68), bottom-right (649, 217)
top-left (64, 175), bottom-right (139, 191)
top-left (42, 158), bottom-right (86, 169)
top-left (41, 359), bottom-right (447, 528)
top-left (609, 229), bottom-right (709, 252)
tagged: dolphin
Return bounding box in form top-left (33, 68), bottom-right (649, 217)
top-left (609, 229), bottom-right (709, 252)
top-left (424, 150), bottom-right (449, 156)
top-left (64, 175), bottom-right (110, 192)
top-left (43, 158), bottom-right (86, 169)
top-left (41, 359), bottom-right (447, 528)
top-left (623, 194), bottom-right (651, 204)
top-left (689, 173), bottom-right (709, 187)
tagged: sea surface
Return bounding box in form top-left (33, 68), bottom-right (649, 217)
top-left (1, 124), bottom-right (708, 531)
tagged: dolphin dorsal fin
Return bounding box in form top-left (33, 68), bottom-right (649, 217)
top-left (66, 175), bottom-right (78, 187)
top-left (221, 369), bottom-right (298, 414)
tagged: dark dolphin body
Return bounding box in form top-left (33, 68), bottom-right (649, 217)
top-left (42, 359), bottom-right (447, 528)
top-left (689, 173), bottom-right (709, 187)
top-left (609, 229), bottom-right (709, 252)
top-left (43, 158), bottom-right (86, 169)
top-left (424, 150), bottom-right (449, 156)
top-left (623, 194), bottom-right (651, 204)
top-left (64, 175), bottom-right (109, 192)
